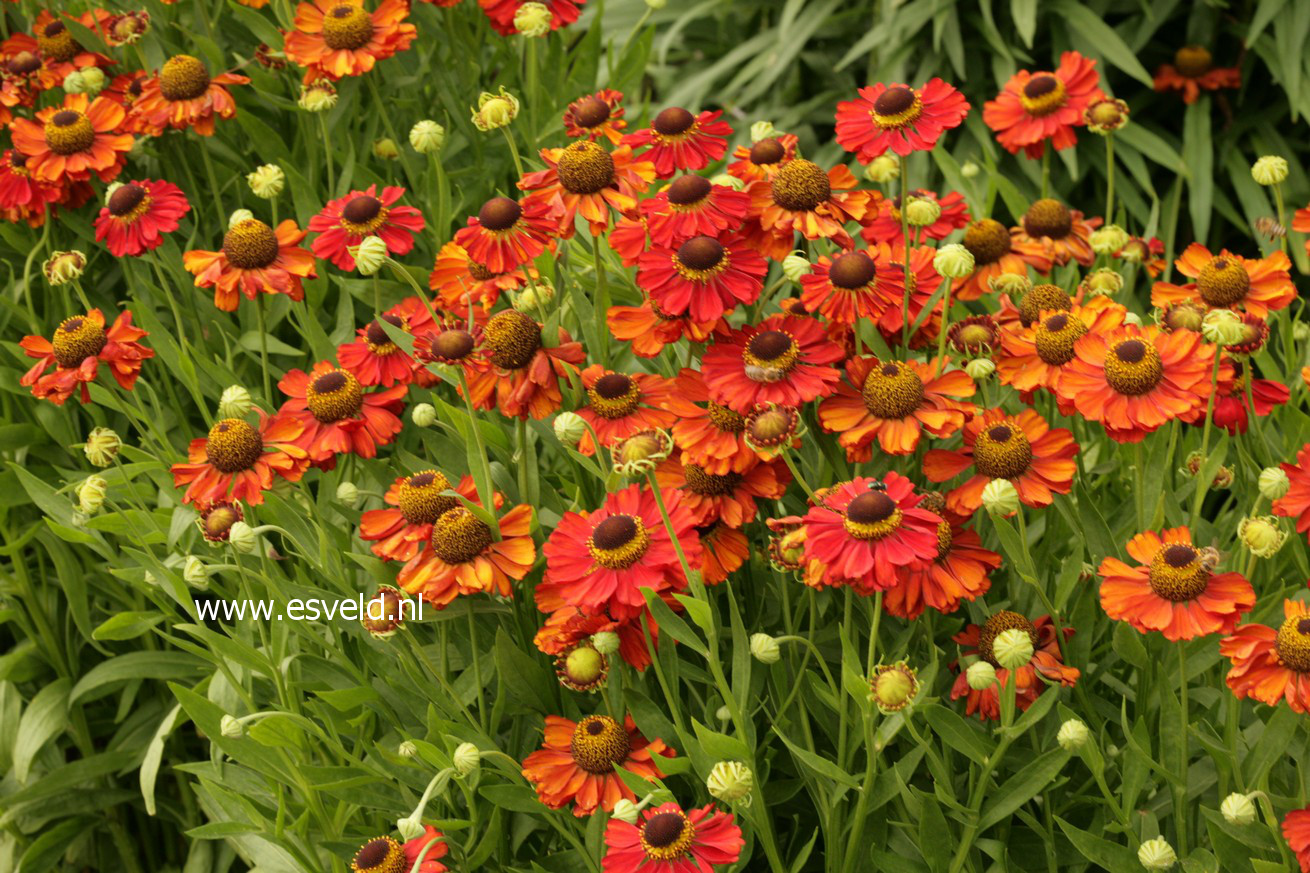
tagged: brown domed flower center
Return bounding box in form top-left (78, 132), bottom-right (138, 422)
top-left (351, 836), bottom-right (403, 873)
top-left (305, 368), bottom-right (364, 422)
top-left (843, 489), bottom-right (903, 540)
top-left (771, 159), bottom-right (831, 211)
top-left (829, 251), bottom-right (876, 289)
top-left (478, 196), bottom-right (522, 231)
top-left (1174, 45), bottom-right (1213, 78)
top-left (222, 219), bottom-right (281, 269)
top-left (1276, 616), bottom-right (1310, 672)
top-left (1196, 257), bottom-right (1250, 307)
top-left (107, 183), bottom-right (149, 219)
top-left (743, 329), bottom-right (799, 382)
top-left (38, 21), bottom-right (78, 62)
top-left (674, 235), bottom-right (726, 275)
top-left (569, 715), bottom-right (631, 773)
top-left (750, 137), bottom-right (785, 165)
top-left (431, 328), bottom-right (476, 361)
top-left (1033, 312), bottom-right (1087, 365)
top-left (683, 464), bottom-right (741, 496)
top-left (1105, 338), bottom-right (1163, 395)
top-left (341, 195), bottom-right (387, 232)
top-left (861, 361), bottom-right (925, 419)
top-left (44, 110), bottom-right (96, 156)
top-left (321, 3), bottom-right (375, 51)
top-left (1147, 543), bottom-right (1209, 602)
top-left (652, 106), bottom-right (695, 136)
top-left (587, 373), bottom-right (641, 419)
top-left (397, 470), bottom-right (459, 525)
top-left (588, 514), bottom-right (651, 569)
top-left (571, 95), bottom-right (610, 128)
top-left (429, 507), bottom-right (493, 564)
top-left (1023, 199), bottom-right (1074, 240)
top-left (365, 313), bottom-right (405, 352)
top-left (963, 219), bottom-right (1012, 265)
top-left (556, 141), bottom-right (615, 194)
top-left (1017, 283), bottom-right (1072, 328)
top-left (51, 315), bottom-right (108, 368)
top-left (978, 611), bottom-right (1038, 667)
top-left (484, 309), bottom-right (542, 369)
top-left (1020, 74), bottom-right (1067, 116)
top-left (871, 85), bottom-right (923, 128)
top-left (706, 402), bottom-right (746, 432)
top-left (7, 51), bottom-right (40, 75)
top-left (973, 422), bottom-right (1033, 479)
top-left (1161, 302), bottom-right (1206, 333)
top-left (205, 419), bottom-right (264, 473)
top-left (159, 54), bottom-right (211, 101)
top-left (641, 810), bottom-right (695, 860)
top-left (666, 174), bottom-right (711, 206)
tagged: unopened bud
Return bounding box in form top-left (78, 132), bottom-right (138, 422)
top-left (905, 196), bottom-right (942, 228)
top-left (553, 411), bottom-right (587, 446)
top-left (373, 137), bottom-right (400, 161)
top-left (183, 555), bottom-right (209, 588)
top-left (410, 120), bottom-right (446, 154)
top-left (782, 252), bottom-right (811, 284)
top-left (1057, 718), bottom-right (1089, 750)
top-left (612, 799), bottom-right (640, 823)
top-left (981, 478), bottom-right (1020, 516)
top-left (964, 358), bottom-right (995, 381)
top-left (1251, 155), bottom-right (1289, 186)
top-left (966, 660), bottom-right (996, 690)
top-left (1259, 467), bottom-right (1290, 500)
top-left (398, 740), bottom-right (418, 758)
top-left (591, 630), bottom-right (620, 655)
top-left (1238, 516), bottom-right (1286, 558)
top-left (77, 475), bottom-right (107, 514)
top-left (706, 761), bottom-right (754, 805)
top-left (220, 715), bottom-right (244, 739)
top-left (749, 632), bottom-right (780, 664)
top-left (992, 628), bottom-right (1034, 670)
top-left (247, 164), bottom-right (285, 199)
top-left (352, 236), bottom-right (389, 276)
top-left (1220, 792), bottom-right (1256, 825)
top-left (863, 155), bottom-right (899, 183)
top-left (1137, 837), bottom-right (1176, 870)
top-left (228, 521), bottom-right (258, 554)
top-left (453, 742), bottom-right (481, 776)
top-left (513, 2), bottom-right (552, 36)
top-left (933, 243), bottom-right (974, 279)
top-left (412, 403), bottom-right (438, 427)
top-left (218, 385), bottom-right (252, 419)
top-left (1090, 224), bottom-right (1129, 255)
top-left (870, 662), bottom-right (918, 713)
top-left (396, 816), bottom-right (424, 841)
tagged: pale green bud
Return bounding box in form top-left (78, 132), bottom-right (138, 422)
top-left (966, 660), bottom-right (997, 690)
top-left (1258, 467), bottom-right (1290, 500)
top-left (352, 236), bottom-right (389, 276)
top-left (1220, 792), bottom-right (1256, 825)
top-left (1137, 837), bottom-right (1176, 870)
top-left (219, 385), bottom-right (252, 420)
top-left (1057, 718), bottom-right (1089, 750)
top-left (84, 427), bottom-right (122, 467)
top-left (410, 120), bottom-right (446, 154)
top-left (981, 478), bottom-right (1019, 516)
top-left (1251, 155), bottom-right (1289, 186)
top-left (992, 628), bottom-right (1034, 670)
top-left (933, 243), bottom-right (975, 279)
top-left (749, 632), bottom-right (780, 664)
top-left (706, 761), bottom-right (754, 805)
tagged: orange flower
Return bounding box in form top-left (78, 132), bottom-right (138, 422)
top-left (983, 51), bottom-right (1104, 157)
top-left (1010, 198), bottom-right (1098, 267)
top-left (1285, 807), bottom-right (1310, 872)
top-left (563, 90), bottom-right (627, 144)
top-left (358, 470), bottom-right (486, 562)
top-left (522, 715), bottom-right (673, 817)
top-left (428, 240), bottom-right (533, 312)
top-left (1055, 323), bottom-right (1214, 443)
top-left (950, 612), bottom-right (1079, 721)
top-left (20, 309), bottom-right (153, 406)
top-left (996, 296), bottom-right (1126, 394)
top-left (519, 141), bottom-right (655, 238)
top-left (922, 408), bottom-right (1077, 516)
top-left (1221, 599), bottom-right (1310, 713)
top-left (1154, 46), bottom-right (1240, 104)
top-left (1274, 444), bottom-right (1310, 542)
top-left (183, 219), bottom-right (317, 311)
top-left (171, 413), bottom-right (309, 507)
top-left (1151, 244), bottom-right (1296, 318)
top-left (284, 0), bottom-right (416, 81)
top-left (699, 522), bottom-right (749, 585)
top-left (664, 369), bottom-right (757, 475)
top-left (127, 55), bottom-right (248, 136)
top-left (744, 159), bottom-right (876, 258)
top-left (575, 365), bottom-right (678, 455)
top-left (884, 514), bottom-right (999, 620)
top-left (397, 502), bottom-right (535, 608)
top-left (465, 310), bottom-right (585, 420)
top-left (1098, 527), bottom-right (1254, 641)
top-left (337, 297), bottom-right (439, 387)
top-left (952, 218), bottom-right (1053, 301)
top-left (726, 134), bottom-right (798, 184)
top-left (31, 10), bottom-right (113, 80)
top-left (818, 356), bottom-right (975, 459)
top-left (277, 362), bottom-right (406, 467)
top-left (654, 456), bottom-right (789, 528)
top-left (10, 93), bottom-right (132, 185)
top-left (606, 299), bottom-right (719, 359)
top-left (798, 248), bottom-right (901, 326)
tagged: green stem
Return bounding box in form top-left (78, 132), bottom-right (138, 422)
top-left (592, 233), bottom-right (611, 365)
top-left (1189, 349), bottom-right (1224, 528)
top-left (935, 277), bottom-right (953, 365)
top-left (199, 140), bottom-right (226, 227)
top-left (318, 112), bottom-right (336, 194)
top-left (1176, 642), bottom-right (1190, 856)
top-left (1040, 148), bottom-right (1050, 199)
top-left (255, 295), bottom-right (272, 406)
top-left (1105, 134), bottom-right (1115, 222)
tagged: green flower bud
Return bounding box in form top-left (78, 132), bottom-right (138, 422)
top-left (220, 714), bottom-right (244, 738)
top-left (453, 742), bottom-right (481, 776)
top-left (749, 632), bottom-right (780, 664)
top-left (410, 120), bottom-right (446, 154)
top-left (591, 630), bottom-right (620, 655)
top-left (781, 252), bottom-right (811, 283)
top-left (1220, 792), bottom-right (1256, 825)
top-left (706, 761), bottom-right (754, 805)
top-left (981, 478), bottom-right (1020, 516)
top-left (964, 358), bottom-right (995, 381)
top-left (513, 1), bottom-right (552, 36)
top-left (412, 403), bottom-right (438, 428)
top-left (863, 155), bottom-right (899, 183)
top-left (1238, 516), bottom-right (1286, 558)
top-left (1259, 467), bottom-right (1290, 500)
top-left (183, 555), bottom-right (209, 589)
top-left (1137, 836), bottom-right (1176, 870)
top-left (1057, 718), bottom-right (1089, 750)
top-left (77, 475), bottom-right (107, 514)
top-left (904, 196), bottom-right (942, 228)
top-left (966, 660), bottom-right (997, 690)
top-left (228, 521), bottom-right (258, 555)
top-left (1090, 224), bottom-right (1129, 255)
top-left (553, 411), bottom-right (587, 446)
top-left (1251, 155), bottom-right (1289, 186)
top-left (933, 242), bottom-right (975, 279)
top-left (352, 236), bottom-right (389, 276)
top-left (992, 627), bottom-right (1034, 670)
top-left (83, 427), bottom-right (122, 467)
top-left (611, 799), bottom-right (641, 823)
top-left (219, 385), bottom-right (252, 419)
top-left (247, 164), bottom-right (285, 199)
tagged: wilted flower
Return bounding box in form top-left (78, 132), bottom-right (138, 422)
top-left (1057, 718), bottom-right (1089, 750)
top-left (352, 236), bottom-right (390, 276)
top-left (1259, 467), bottom-right (1290, 500)
top-left (1084, 97), bottom-right (1129, 134)
top-left (453, 742), bottom-right (481, 776)
top-left (1080, 267), bottom-right (1123, 297)
top-left (981, 478), bottom-right (1020, 516)
top-left (556, 643), bottom-right (608, 691)
top-left (870, 661), bottom-right (919, 713)
top-left (247, 164), bottom-right (285, 199)
top-left (992, 628), bottom-right (1034, 670)
top-left (1220, 792), bottom-right (1256, 825)
top-left (412, 403), bottom-right (438, 427)
top-left (84, 427), bottom-right (122, 467)
top-left (513, 2), bottom-right (552, 36)
top-left (471, 87), bottom-right (519, 131)
top-left (1251, 155), bottom-right (1289, 186)
top-left (750, 632), bottom-right (780, 664)
top-left (77, 475), bottom-right (107, 514)
top-left (1137, 837), bottom-right (1176, 870)
top-left (1238, 516), bottom-right (1286, 558)
top-left (362, 586), bottom-right (406, 638)
top-left (218, 385), bottom-right (252, 419)
top-left (43, 251), bottom-right (86, 286)
top-left (611, 430), bottom-right (672, 477)
top-left (966, 660), bottom-right (997, 690)
top-left (745, 403), bottom-right (800, 453)
top-left (1089, 225), bottom-right (1129, 255)
top-left (933, 242), bottom-right (975, 279)
top-left (863, 155), bottom-right (899, 183)
top-left (410, 120), bottom-right (446, 154)
top-left (706, 761), bottom-right (754, 805)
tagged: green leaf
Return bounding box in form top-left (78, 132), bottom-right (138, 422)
top-left (92, 611), bottom-right (165, 641)
top-left (1011, 0), bottom-right (1038, 47)
top-left (773, 725), bottom-right (860, 788)
top-left (479, 784), bottom-right (546, 814)
top-left (13, 678), bottom-right (70, 783)
top-left (1183, 99), bottom-right (1214, 244)
top-left (979, 749), bottom-right (1069, 830)
top-left (917, 790), bottom-right (952, 872)
top-left (140, 704), bottom-right (184, 816)
top-left (70, 651), bottom-right (207, 705)
top-left (920, 704), bottom-right (989, 766)
top-left (1052, 0), bottom-right (1154, 85)
top-left (640, 588), bottom-right (708, 656)
top-left (1243, 705), bottom-right (1300, 786)
top-left (1055, 817), bottom-right (1141, 872)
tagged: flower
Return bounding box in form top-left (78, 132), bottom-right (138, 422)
top-left (127, 54), bottom-right (248, 136)
top-left (726, 134), bottom-right (799, 183)
top-left (654, 457), bottom-right (789, 528)
top-left (94, 179), bottom-right (190, 257)
top-left (1098, 527), bottom-right (1254, 641)
top-left (1055, 323), bottom-right (1215, 443)
top-left (359, 470), bottom-right (484, 562)
top-left (10, 93), bottom-right (133, 184)
top-left (744, 158), bottom-right (876, 257)
top-left (602, 802), bottom-right (743, 873)
top-left (640, 175), bottom-right (751, 249)
top-left (1154, 46), bottom-right (1240, 104)
top-left (1057, 718), bottom-right (1089, 750)
top-left (1137, 837), bottom-right (1176, 870)
top-left (556, 643), bottom-right (607, 691)
top-left (1238, 516), bottom-right (1286, 558)
top-left (834, 79), bottom-right (970, 160)
top-left (818, 356), bottom-right (976, 458)
top-left (277, 362), bottom-right (406, 467)
top-left (466, 310), bottom-right (585, 420)
top-left (700, 315), bottom-right (845, 414)
top-left (1285, 807), bottom-right (1310, 872)
top-left (20, 309), bottom-right (154, 406)
top-left (870, 661), bottom-right (919, 713)
top-left (454, 195), bottom-right (554, 274)
top-left (623, 107), bottom-right (732, 177)
top-left (471, 87), bottom-right (519, 130)
top-left (801, 474), bottom-right (942, 594)
top-left (983, 51), bottom-right (1104, 157)
top-left (996, 297), bottom-right (1126, 395)
top-left (402, 825), bottom-right (448, 873)
top-left (350, 836), bottom-right (405, 873)
top-left (196, 500), bottom-right (244, 543)
top-left (519, 141), bottom-right (655, 237)
top-left (397, 501), bottom-right (535, 608)
top-left (284, 0), bottom-right (417, 81)
top-left (564, 91), bottom-right (627, 144)
top-left (1252, 155), bottom-right (1289, 186)
top-left (409, 120), bottom-right (446, 153)
top-left (298, 78), bottom-right (338, 111)
top-left (1012, 199), bottom-right (1098, 267)
top-left (310, 185), bottom-right (425, 271)
top-left (247, 164), bottom-right (285, 198)
top-left (479, 0), bottom-right (583, 35)
top-left (923, 408), bottom-right (1077, 516)
top-left (662, 370), bottom-right (757, 475)
top-left (542, 484), bottom-right (702, 619)
top-left (0, 150), bottom-right (64, 227)
top-left (884, 503), bottom-right (999, 620)
top-left (635, 232), bottom-right (768, 322)
top-left (950, 611), bottom-right (1079, 720)
top-left (952, 218), bottom-right (1053, 301)
top-left (428, 241), bottom-right (533, 311)
top-left (706, 761), bottom-right (753, 805)
top-left (575, 366), bottom-right (678, 455)
top-left (184, 218), bottom-right (317, 311)
top-left (170, 413), bottom-right (309, 507)
top-left (1220, 793), bottom-right (1256, 826)
top-left (43, 251), bottom-right (86, 287)
top-left (84, 427), bottom-right (122, 467)
top-left (78, 475), bottom-right (107, 514)
top-left (1083, 97), bottom-right (1129, 133)
top-left (522, 714), bottom-right (673, 817)
top-left (1151, 244), bottom-right (1296, 318)
top-left (339, 298), bottom-right (439, 387)
top-left (514, 2), bottom-right (553, 36)
top-left (1222, 599), bottom-right (1310, 712)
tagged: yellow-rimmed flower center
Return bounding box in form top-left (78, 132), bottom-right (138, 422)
top-left (1196, 257), bottom-right (1250, 307)
top-left (7, 51), bottom-right (40, 76)
top-left (963, 219), bottom-right (1011, 265)
top-left (651, 106), bottom-right (695, 138)
top-left (1033, 312), bottom-right (1086, 365)
top-left (107, 183), bottom-right (151, 221)
top-left (478, 196), bottom-right (522, 232)
top-left (587, 514), bottom-right (651, 569)
top-left (159, 54), bottom-right (211, 101)
top-left (364, 313), bottom-right (405, 354)
top-left (351, 835), bottom-right (404, 873)
top-left (568, 715), bottom-right (631, 773)
top-left (973, 422), bottom-right (1033, 479)
top-left (860, 361), bottom-right (924, 419)
top-left (1147, 543), bottom-right (1209, 602)
top-left (1174, 45), bottom-right (1213, 78)
top-left (51, 315), bottom-right (107, 368)
top-left (750, 137), bottom-right (786, 165)
top-left (706, 402), bottom-right (746, 432)
top-left (429, 507), bottom-right (493, 564)
top-left (771, 159), bottom-right (831, 212)
top-left (641, 810), bottom-right (696, 861)
top-left (1022, 198), bottom-right (1074, 240)
top-left (673, 235), bottom-right (727, 279)
top-left (666, 174), bottom-right (711, 208)
top-left (340, 195), bottom-right (388, 234)
top-left (321, 3), bottom-right (375, 51)
top-left (44, 109), bottom-right (96, 156)
top-left (978, 610), bottom-right (1038, 668)
top-left (205, 418), bottom-right (264, 474)
top-left (587, 373), bottom-right (642, 419)
top-left (1104, 338), bottom-right (1164, 396)
top-left (871, 85), bottom-right (923, 129)
top-left (1275, 615), bottom-right (1310, 673)
top-left (742, 330), bottom-right (799, 383)
top-left (829, 251), bottom-right (876, 290)
top-left (37, 21), bottom-right (78, 62)
top-left (1019, 74), bottom-right (1068, 117)
top-left (570, 95), bottom-right (610, 128)
top-left (558, 644), bottom-right (608, 691)
top-left (222, 219), bottom-right (281, 269)
top-left (683, 464), bottom-right (741, 497)
top-left (484, 309), bottom-right (542, 369)
top-left (1017, 283), bottom-right (1072, 328)
top-left (843, 489), bottom-right (903, 540)
top-left (556, 141), bottom-right (615, 194)
top-left (396, 470), bottom-right (458, 525)
top-left (305, 368), bottom-right (364, 422)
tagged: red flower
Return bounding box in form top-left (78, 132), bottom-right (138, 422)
top-left (798, 248), bottom-right (901, 327)
top-left (995, 297), bottom-right (1127, 396)
top-left (522, 714), bottom-right (673, 817)
top-left (564, 90), bottom-right (626, 144)
top-left (726, 134), bottom-right (798, 183)
top-left (453, 195), bottom-right (554, 274)
top-left (655, 456), bottom-right (790, 528)
top-left (575, 366), bottom-right (679, 455)
top-left (1222, 598), bottom-right (1310, 713)
top-left (309, 184), bottom-right (425, 270)
top-left (603, 803), bottom-right (743, 873)
top-left (479, 0), bottom-right (582, 35)
top-left (0, 150), bottom-right (63, 226)
top-left (699, 522), bottom-right (749, 585)
top-left (1151, 244), bottom-right (1296, 318)
top-left (884, 514), bottom-right (999, 620)
top-left (623, 107), bottom-right (732, 177)
top-left (337, 296), bottom-right (439, 387)
top-left (94, 179), bottom-right (190, 257)
top-left (519, 141), bottom-right (655, 238)
top-left (465, 310), bottom-right (584, 420)
top-left (606, 299), bottom-right (719, 359)
top-left (534, 603), bottom-right (657, 672)
top-left (1154, 46), bottom-right (1241, 104)
top-left (1274, 445), bottom-right (1310, 543)
top-left (277, 362), bottom-right (406, 467)
top-left (402, 826), bottom-right (448, 873)
top-left (860, 189), bottom-right (970, 244)
top-left (1210, 361), bottom-right (1288, 435)
top-left (983, 51), bottom-right (1104, 157)
top-left (636, 232), bottom-right (767, 322)
top-left (952, 218), bottom-right (1054, 301)
top-left (950, 612), bottom-right (1079, 721)
top-left (429, 240), bottom-right (532, 312)
top-left (20, 309), bottom-right (153, 406)
top-left (641, 175), bottom-right (751, 248)
top-left (171, 412), bottom-right (309, 507)
top-left (359, 470), bottom-right (485, 562)
top-left (835, 79), bottom-right (970, 160)
top-left (183, 218), bottom-right (317, 311)
top-left (744, 159), bottom-right (876, 257)
top-left (700, 314), bottom-right (845, 414)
